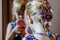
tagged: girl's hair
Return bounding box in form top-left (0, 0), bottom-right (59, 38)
top-left (12, 0), bottom-right (28, 20)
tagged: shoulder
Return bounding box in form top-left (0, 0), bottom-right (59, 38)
top-left (7, 21), bottom-right (16, 29)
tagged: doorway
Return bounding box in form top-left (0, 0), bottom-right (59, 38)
top-left (2, 0), bottom-right (12, 40)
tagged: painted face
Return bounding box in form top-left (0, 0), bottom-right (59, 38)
top-left (27, 1), bottom-right (37, 15)
top-left (26, 1), bottom-right (42, 20)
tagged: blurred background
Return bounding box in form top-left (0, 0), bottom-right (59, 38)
top-left (1, 0), bottom-right (60, 40)
top-left (49, 0), bottom-right (60, 35)
top-left (0, 0), bottom-right (2, 40)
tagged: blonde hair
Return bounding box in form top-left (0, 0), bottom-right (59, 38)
top-left (12, 0), bottom-right (28, 20)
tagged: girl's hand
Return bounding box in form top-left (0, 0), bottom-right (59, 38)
top-left (12, 25), bottom-right (19, 33)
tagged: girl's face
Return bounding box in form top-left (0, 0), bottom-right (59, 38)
top-left (27, 1), bottom-right (42, 20)
top-left (27, 1), bottom-right (37, 15)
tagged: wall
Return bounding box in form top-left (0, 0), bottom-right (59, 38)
top-left (49, 0), bottom-right (60, 34)
top-left (0, 0), bottom-right (2, 40)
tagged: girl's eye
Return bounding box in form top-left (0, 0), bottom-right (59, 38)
top-left (27, 4), bottom-right (31, 9)
top-left (27, 3), bottom-right (31, 7)
top-left (29, 3), bottom-right (31, 6)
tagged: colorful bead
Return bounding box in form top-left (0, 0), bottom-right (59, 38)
top-left (34, 32), bottom-right (45, 36)
top-left (46, 31), bottom-right (51, 37)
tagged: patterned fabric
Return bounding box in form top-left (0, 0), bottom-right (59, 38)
top-left (26, 35), bottom-right (38, 40)
top-left (11, 21), bottom-right (16, 29)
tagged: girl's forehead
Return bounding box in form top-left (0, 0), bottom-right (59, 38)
top-left (26, 1), bottom-right (42, 15)
top-left (27, 1), bottom-right (42, 7)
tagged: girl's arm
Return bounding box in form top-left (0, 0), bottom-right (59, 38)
top-left (5, 23), bottom-right (18, 40)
